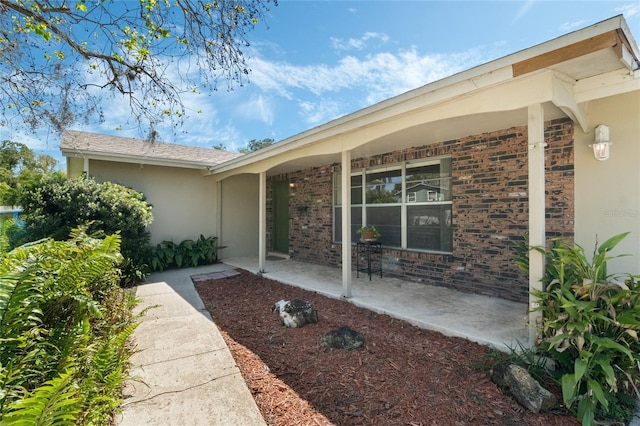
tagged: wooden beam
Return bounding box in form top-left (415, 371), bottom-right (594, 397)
top-left (513, 31), bottom-right (621, 77)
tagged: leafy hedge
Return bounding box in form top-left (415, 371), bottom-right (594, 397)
top-left (0, 227), bottom-right (140, 425)
top-left (16, 174), bottom-right (153, 284)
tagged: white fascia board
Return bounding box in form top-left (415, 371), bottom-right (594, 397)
top-left (60, 149), bottom-right (211, 170)
top-left (619, 16), bottom-right (640, 69)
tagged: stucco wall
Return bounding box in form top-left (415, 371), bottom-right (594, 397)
top-left (268, 119), bottom-right (575, 303)
top-left (574, 91), bottom-right (640, 276)
top-left (87, 161), bottom-right (217, 245)
top-left (219, 173), bottom-right (260, 258)
top-left (67, 156), bottom-right (85, 177)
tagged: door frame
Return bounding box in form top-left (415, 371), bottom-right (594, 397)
top-left (271, 180), bottom-right (290, 254)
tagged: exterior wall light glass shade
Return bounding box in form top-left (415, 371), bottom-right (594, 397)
top-left (589, 124), bottom-right (611, 161)
top-left (591, 142), bottom-right (610, 161)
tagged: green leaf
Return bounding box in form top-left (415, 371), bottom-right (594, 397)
top-left (596, 358), bottom-right (616, 389)
top-left (587, 379), bottom-right (608, 409)
top-left (561, 373), bottom-right (577, 405)
top-left (2, 371), bottom-right (80, 426)
top-left (574, 358), bottom-right (587, 382)
top-left (617, 311), bottom-right (640, 325)
top-left (592, 335), bottom-right (633, 360)
top-left (597, 232), bottom-right (629, 254)
top-left (577, 396), bottom-right (596, 426)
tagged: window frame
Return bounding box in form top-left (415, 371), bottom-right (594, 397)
top-left (333, 155), bottom-right (453, 254)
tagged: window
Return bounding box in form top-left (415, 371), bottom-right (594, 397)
top-left (334, 157), bottom-right (452, 253)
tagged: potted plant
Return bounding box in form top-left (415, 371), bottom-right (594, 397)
top-left (358, 225), bottom-right (381, 242)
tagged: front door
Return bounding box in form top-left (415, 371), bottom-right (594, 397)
top-left (272, 181), bottom-right (289, 254)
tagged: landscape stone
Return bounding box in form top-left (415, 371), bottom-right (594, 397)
top-left (320, 326), bottom-right (365, 350)
top-left (271, 298), bottom-right (318, 328)
top-left (491, 361), bottom-right (557, 413)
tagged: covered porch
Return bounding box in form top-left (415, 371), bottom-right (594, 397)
top-left (223, 256), bottom-right (529, 352)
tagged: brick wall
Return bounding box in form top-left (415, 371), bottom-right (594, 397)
top-left (267, 118), bottom-right (574, 303)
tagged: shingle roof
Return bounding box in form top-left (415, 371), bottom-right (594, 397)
top-left (60, 130), bottom-right (243, 169)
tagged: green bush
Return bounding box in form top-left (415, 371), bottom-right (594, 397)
top-left (150, 234), bottom-right (222, 271)
top-left (515, 233), bottom-right (640, 425)
top-left (0, 227), bottom-right (140, 425)
top-left (17, 174), bottom-right (153, 284)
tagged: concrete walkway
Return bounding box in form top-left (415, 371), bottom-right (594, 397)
top-left (118, 258), bottom-right (640, 426)
top-left (118, 264), bottom-right (266, 426)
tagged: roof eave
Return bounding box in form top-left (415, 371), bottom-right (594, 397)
top-left (209, 15), bottom-right (638, 176)
top-left (61, 148), bottom-right (218, 170)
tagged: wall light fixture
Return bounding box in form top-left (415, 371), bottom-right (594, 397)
top-left (589, 124), bottom-right (612, 161)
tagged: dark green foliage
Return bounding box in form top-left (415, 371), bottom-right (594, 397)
top-left (1, 371), bottom-right (81, 426)
top-left (514, 233), bottom-right (640, 425)
top-left (238, 138), bottom-right (275, 153)
top-left (16, 174), bottom-right (153, 284)
top-left (0, 140), bottom-right (61, 206)
top-left (150, 234), bottom-right (223, 271)
top-left (0, 227), bottom-right (140, 425)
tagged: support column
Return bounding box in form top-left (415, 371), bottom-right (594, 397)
top-left (527, 104), bottom-right (546, 347)
top-left (215, 180), bottom-right (223, 260)
top-left (341, 150), bottom-right (352, 298)
top-left (258, 172), bottom-right (267, 273)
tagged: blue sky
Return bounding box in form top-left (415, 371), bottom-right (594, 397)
top-left (3, 0), bottom-right (639, 165)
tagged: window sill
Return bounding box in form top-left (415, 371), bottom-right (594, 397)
top-left (334, 241), bottom-right (452, 256)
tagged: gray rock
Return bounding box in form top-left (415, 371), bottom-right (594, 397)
top-left (271, 298), bottom-right (318, 328)
top-left (320, 326), bottom-right (365, 350)
top-left (491, 361), bottom-right (557, 413)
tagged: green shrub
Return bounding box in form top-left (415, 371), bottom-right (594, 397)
top-left (0, 227), bottom-right (140, 424)
top-left (515, 233), bottom-right (640, 425)
top-left (16, 174), bottom-right (153, 284)
top-left (150, 234), bottom-right (223, 271)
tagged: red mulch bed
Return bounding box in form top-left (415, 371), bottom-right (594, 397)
top-left (195, 269), bottom-right (579, 426)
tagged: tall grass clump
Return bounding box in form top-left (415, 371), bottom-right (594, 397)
top-left (514, 233), bottom-right (640, 425)
top-left (0, 226), bottom-right (140, 425)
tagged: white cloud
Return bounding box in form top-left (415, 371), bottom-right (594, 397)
top-left (617, 2), bottom-right (640, 18)
top-left (240, 42), bottom-right (493, 139)
top-left (248, 45), bottom-right (486, 114)
top-left (512, 0), bottom-right (536, 23)
top-left (330, 32), bottom-right (390, 51)
top-left (560, 20), bottom-right (587, 32)
top-left (237, 95), bottom-right (274, 125)
top-left (298, 99), bottom-right (341, 125)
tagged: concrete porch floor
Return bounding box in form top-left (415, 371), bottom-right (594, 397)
top-left (223, 256), bottom-right (530, 352)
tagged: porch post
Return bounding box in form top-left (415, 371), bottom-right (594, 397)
top-left (341, 149), bottom-right (352, 298)
top-left (215, 180), bottom-right (222, 259)
top-left (258, 171), bottom-right (267, 273)
top-left (527, 104), bottom-right (546, 347)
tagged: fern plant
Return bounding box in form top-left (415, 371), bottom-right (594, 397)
top-left (0, 224), bottom-right (140, 425)
top-left (1, 370), bottom-right (81, 426)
